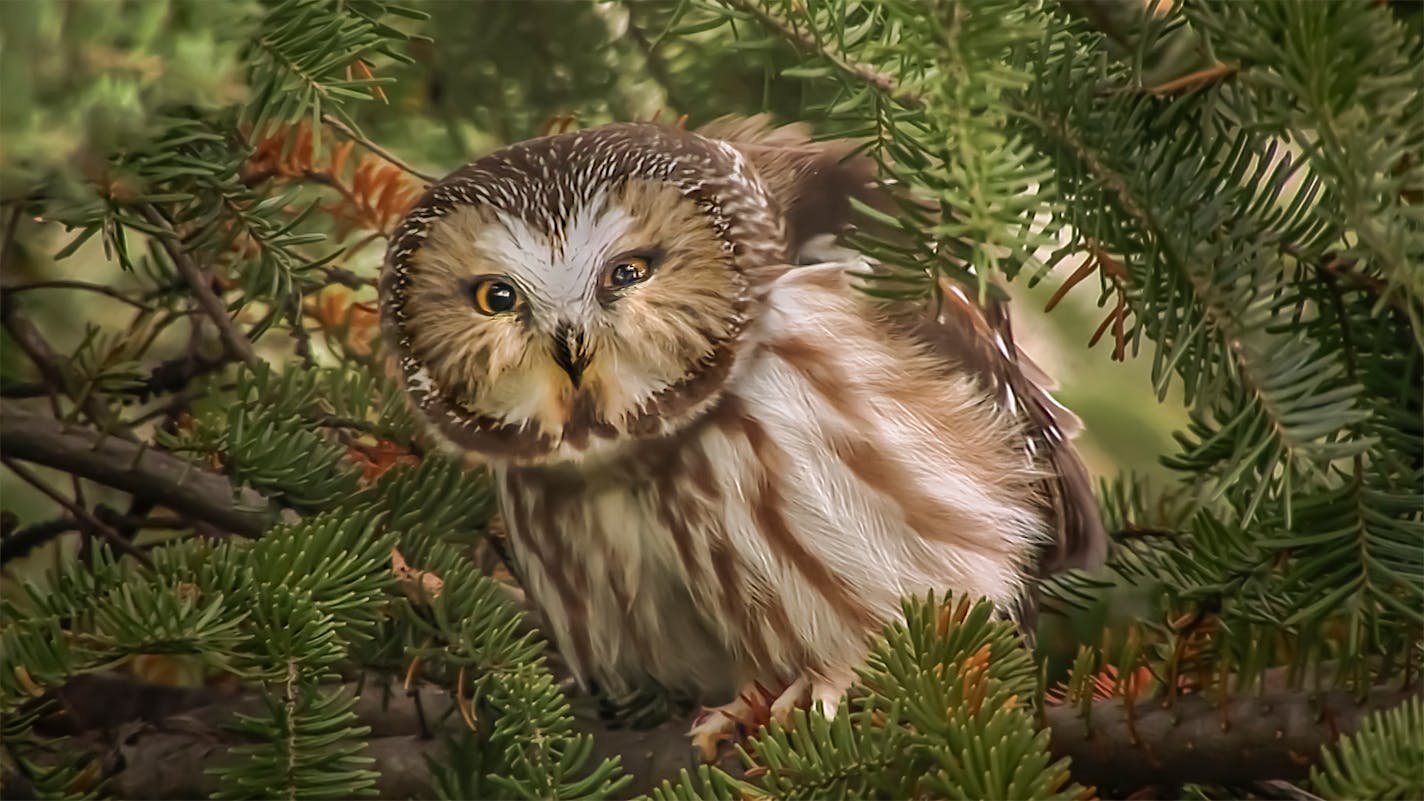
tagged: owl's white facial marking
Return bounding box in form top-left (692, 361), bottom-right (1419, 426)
top-left (476, 190), bottom-right (639, 326)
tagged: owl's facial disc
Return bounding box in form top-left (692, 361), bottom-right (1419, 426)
top-left (391, 176), bottom-right (751, 461)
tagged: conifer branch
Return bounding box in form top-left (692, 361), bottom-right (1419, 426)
top-left (0, 455), bottom-right (153, 567)
top-left (1045, 681), bottom-right (1422, 793)
top-left (139, 206), bottom-right (263, 372)
top-left (717, 0), bottom-right (924, 109)
top-left (41, 672), bottom-right (1420, 800)
top-left (320, 113), bottom-right (436, 184)
top-left (0, 402), bottom-right (279, 538)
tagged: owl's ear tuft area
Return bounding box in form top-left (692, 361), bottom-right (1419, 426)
top-left (697, 114), bottom-right (888, 258)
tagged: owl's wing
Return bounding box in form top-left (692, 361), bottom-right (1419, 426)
top-left (907, 275), bottom-right (1109, 574)
top-left (700, 115), bottom-right (1107, 574)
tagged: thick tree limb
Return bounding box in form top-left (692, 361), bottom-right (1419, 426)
top-left (1044, 683), bottom-right (1419, 794)
top-left (35, 670), bottom-right (1420, 800)
top-left (0, 402), bottom-right (278, 538)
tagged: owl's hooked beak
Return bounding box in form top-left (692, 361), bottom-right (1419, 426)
top-left (551, 323), bottom-right (592, 388)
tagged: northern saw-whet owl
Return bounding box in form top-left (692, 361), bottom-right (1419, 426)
top-left (379, 116), bottom-right (1106, 752)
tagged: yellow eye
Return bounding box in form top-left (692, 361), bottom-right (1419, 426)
top-left (603, 255), bottom-right (652, 289)
top-left (470, 277), bottom-right (522, 315)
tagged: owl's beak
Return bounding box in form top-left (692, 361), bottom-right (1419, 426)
top-left (551, 323), bottom-right (591, 388)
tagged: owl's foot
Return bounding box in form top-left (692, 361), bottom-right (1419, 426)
top-left (688, 681), bottom-right (780, 762)
top-left (768, 675), bottom-right (810, 724)
top-left (688, 670), bottom-right (856, 761)
top-left (776, 667), bottom-right (855, 721)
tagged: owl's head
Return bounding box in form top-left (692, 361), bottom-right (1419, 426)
top-left (381, 122), bottom-right (835, 464)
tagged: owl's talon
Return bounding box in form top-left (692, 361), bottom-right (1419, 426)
top-left (810, 666), bottom-right (857, 719)
top-left (769, 675), bottom-right (810, 726)
top-left (688, 682), bottom-right (776, 762)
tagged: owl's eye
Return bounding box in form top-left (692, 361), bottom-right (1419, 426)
top-left (469, 277), bottom-right (523, 315)
top-left (603, 254), bottom-right (653, 289)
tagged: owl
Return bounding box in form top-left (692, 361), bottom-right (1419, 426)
top-left (379, 115), bottom-right (1106, 755)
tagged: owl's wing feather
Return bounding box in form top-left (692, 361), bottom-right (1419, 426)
top-left (699, 114), bottom-right (1107, 575)
top-left (912, 276), bottom-right (1108, 574)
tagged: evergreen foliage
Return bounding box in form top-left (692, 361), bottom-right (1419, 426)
top-left (1310, 695), bottom-right (1424, 800)
top-left (648, 596), bottom-right (1082, 801)
top-left (0, 0), bottom-right (1419, 799)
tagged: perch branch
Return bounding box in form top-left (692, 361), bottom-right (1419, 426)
top-left (0, 402), bottom-right (279, 538)
top-left (1044, 681), bottom-right (1419, 793)
top-left (33, 669), bottom-right (1420, 800)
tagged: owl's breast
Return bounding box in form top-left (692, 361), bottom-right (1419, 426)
top-left (496, 463), bottom-right (739, 702)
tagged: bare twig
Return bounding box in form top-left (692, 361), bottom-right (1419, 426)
top-left (138, 352), bottom-right (230, 400)
top-left (0, 294), bottom-right (131, 437)
top-left (138, 206), bottom-right (262, 372)
top-left (1, 456), bottom-right (152, 567)
top-left (320, 113), bottom-right (437, 184)
top-left (0, 381), bottom-right (49, 398)
top-left (0, 517), bottom-right (79, 564)
top-left (0, 401), bottom-right (279, 538)
top-left (1, 280), bottom-right (156, 311)
top-left (0, 204), bottom-right (22, 275)
top-left (321, 264), bottom-right (374, 290)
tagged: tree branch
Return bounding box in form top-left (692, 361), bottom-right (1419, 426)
top-left (139, 206), bottom-right (262, 372)
top-left (1, 280), bottom-right (157, 311)
top-left (718, 0), bottom-right (925, 109)
top-left (0, 293), bottom-right (130, 436)
top-left (32, 668), bottom-right (1420, 800)
top-left (1044, 682), bottom-right (1419, 793)
top-left (0, 402), bottom-right (279, 538)
top-left (0, 516), bottom-right (78, 564)
top-left (320, 113), bottom-right (437, 184)
top-left (0, 456), bottom-right (153, 567)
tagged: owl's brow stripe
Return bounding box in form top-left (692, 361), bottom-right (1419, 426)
top-left (717, 397), bottom-right (878, 632)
